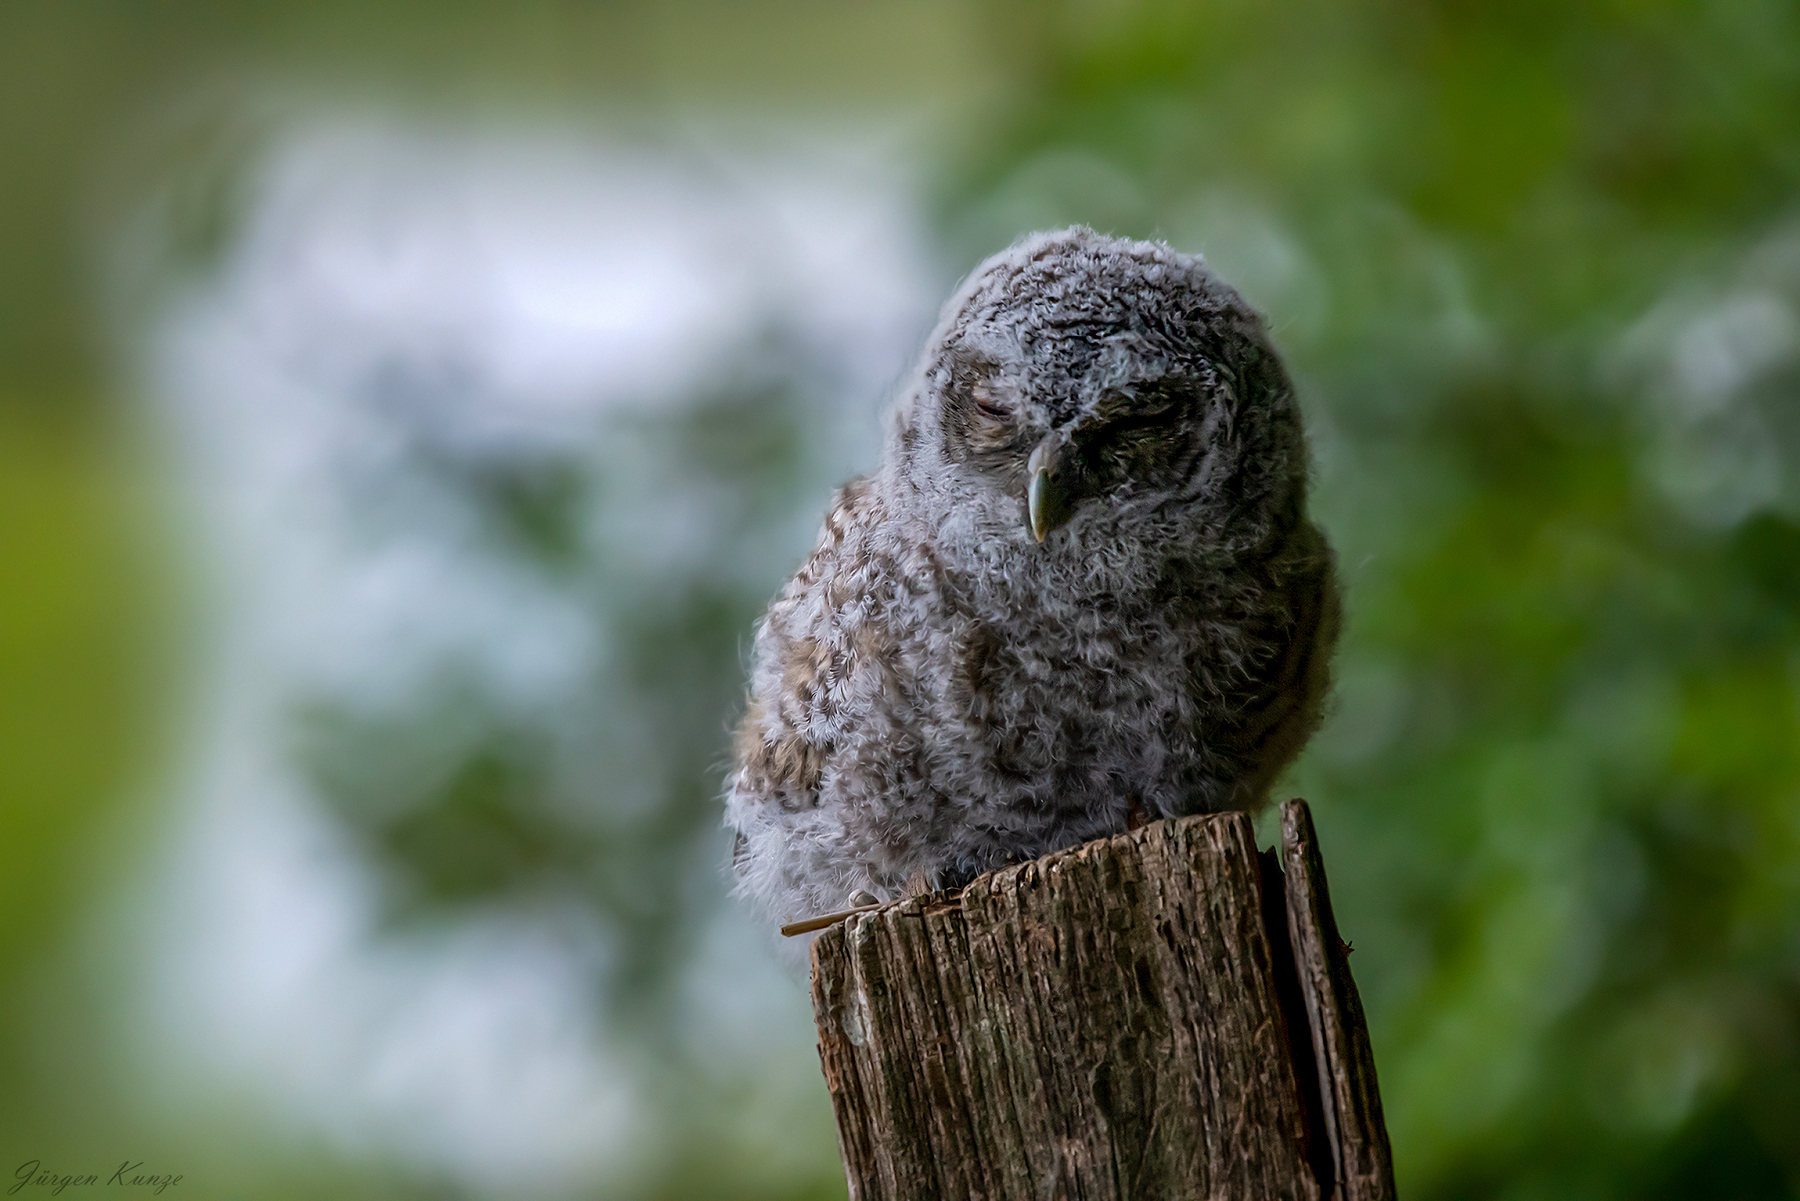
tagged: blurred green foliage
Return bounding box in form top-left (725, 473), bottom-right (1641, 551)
top-left (3, 1), bottom-right (1799, 1198)
top-left (930, 3), bottom-right (1800, 1197)
top-left (289, 369), bottom-right (841, 1027)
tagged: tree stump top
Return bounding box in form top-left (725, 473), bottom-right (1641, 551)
top-left (809, 800), bottom-right (1395, 1201)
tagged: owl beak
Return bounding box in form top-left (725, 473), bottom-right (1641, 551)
top-left (1027, 440), bottom-right (1075, 543)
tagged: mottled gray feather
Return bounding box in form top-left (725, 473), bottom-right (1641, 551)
top-left (724, 227), bottom-right (1339, 930)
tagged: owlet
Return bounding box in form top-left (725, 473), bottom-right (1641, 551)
top-left (725, 227), bottom-right (1339, 929)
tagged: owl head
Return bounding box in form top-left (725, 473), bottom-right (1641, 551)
top-left (886, 227), bottom-right (1307, 564)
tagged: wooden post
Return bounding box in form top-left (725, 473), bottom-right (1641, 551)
top-left (807, 799), bottom-right (1396, 1201)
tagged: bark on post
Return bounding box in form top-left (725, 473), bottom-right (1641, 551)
top-left (807, 799), bottom-right (1396, 1201)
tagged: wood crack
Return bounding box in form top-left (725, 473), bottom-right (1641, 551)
top-left (809, 800), bottom-right (1396, 1201)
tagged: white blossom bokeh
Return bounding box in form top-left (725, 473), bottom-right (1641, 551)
top-left (125, 119), bottom-right (941, 1197)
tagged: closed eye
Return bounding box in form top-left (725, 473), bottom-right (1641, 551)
top-left (1097, 404), bottom-right (1180, 439)
top-left (971, 385), bottom-right (1013, 420)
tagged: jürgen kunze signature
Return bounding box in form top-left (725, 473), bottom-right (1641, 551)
top-left (9, 1161), bottom-right (181, 1196)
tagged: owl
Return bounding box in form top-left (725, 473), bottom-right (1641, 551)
top-left (725, 227), bottom-right (1339, 930)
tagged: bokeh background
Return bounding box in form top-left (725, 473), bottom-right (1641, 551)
top-left (4, 2), bottom-right (1799, 1197)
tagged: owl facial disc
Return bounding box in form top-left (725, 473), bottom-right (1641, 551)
top-left (1027, 439), bottom-right (1075, 542)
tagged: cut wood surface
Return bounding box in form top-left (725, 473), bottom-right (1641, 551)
top-left (808, 799), bottom-right (1396, 1201)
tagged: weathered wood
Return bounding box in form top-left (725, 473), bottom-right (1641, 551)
top-left (1280, 799), bottom-right (1398, 1201)
top-left (808, 800), bottom-right (1395, 1201)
